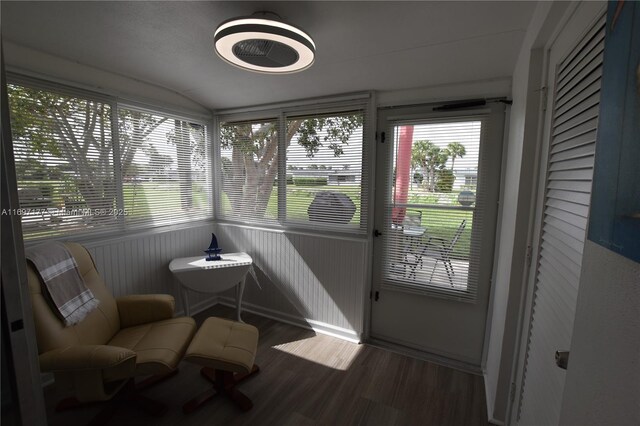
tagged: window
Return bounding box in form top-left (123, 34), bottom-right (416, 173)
top-left (217, 100), bottom-right (370, 234)
top-left (219, 119), bottom-right (279, 223)
top-left (8, 84), bottom-right (119, 239)
top-left (118, 106), bottom-right (211, 228)
top-left (383, 119), bottom-right (485, 299)
top-left (7, 82), bottom-right (211, 240)
top-left (285, 111), bottom-right (364, 230)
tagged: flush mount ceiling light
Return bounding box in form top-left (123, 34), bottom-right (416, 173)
top-left (214, 12), bottom-right (315, 74)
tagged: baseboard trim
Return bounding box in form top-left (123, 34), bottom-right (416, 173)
top-left (367, 337), bottom-right (483, 375)
top-left (217, 297), bottom-right (361, 343)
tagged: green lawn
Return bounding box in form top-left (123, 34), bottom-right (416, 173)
top-left (124, 181), bottom-right (209, 217)
top-left (20, 180), bottom-right (473, 259)
top-left (394, 188), bottom-right (474, 259)
top-left (220, 184), bottom-right (362, 225)
top-left (220, 184), bottom-right (472, 259)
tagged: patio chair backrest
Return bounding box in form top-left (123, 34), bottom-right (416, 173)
top-left (446, 220), bottom-right (467, 252)
top-left (403, 210), bottom-right (422, 227)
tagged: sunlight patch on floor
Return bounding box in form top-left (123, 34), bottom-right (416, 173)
top-left (272, 334), bottom-right (363, 371)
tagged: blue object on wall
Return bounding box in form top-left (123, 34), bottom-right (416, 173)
top-left (588, 0), bottom-right (640, 263)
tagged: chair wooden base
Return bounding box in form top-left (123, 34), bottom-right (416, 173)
top-left (183, 364), bottom-right (260, 414)
top-left (55, 370), bottom-right (179, 425)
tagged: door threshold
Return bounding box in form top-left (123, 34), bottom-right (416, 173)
top-left (366, 337), bottom-right (482, 375)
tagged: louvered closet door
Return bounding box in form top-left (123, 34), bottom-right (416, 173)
top-left (517, 8), bottom-right (605, 426)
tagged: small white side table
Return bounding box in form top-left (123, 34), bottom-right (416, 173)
top-left (169, 252), bottom-right (252, 321)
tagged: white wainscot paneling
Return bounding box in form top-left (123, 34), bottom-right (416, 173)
top-left (214, 224), bottom-right (369, 341)
top-left (82, 223), bottom-right (217, 316)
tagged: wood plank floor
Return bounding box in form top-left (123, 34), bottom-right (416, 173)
top-left (43, 305), bottom-right (489, 425)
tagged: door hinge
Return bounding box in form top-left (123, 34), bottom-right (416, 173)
top-left (555, 350), bottom-right (570, 370)
top-left (540, 86), bottom-right (548, 112)
top-left (380, 131), bottom-right (386, 144)
top-left (510, 382), bottom-right (516, 402)
top-left (374, 291), bottom-right (380, 301)
top-left (525, 244), bottom-right (533, 268)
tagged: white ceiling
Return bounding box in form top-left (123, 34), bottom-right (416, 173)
top-left (1, 1), bottom-right (537, 110)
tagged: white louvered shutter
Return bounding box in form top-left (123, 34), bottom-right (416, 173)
top-left (518, 14), bottom-right (605, 425)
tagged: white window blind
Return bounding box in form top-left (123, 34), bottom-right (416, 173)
top-left (8, 84), bottom-right (120, 239)
top-left (381, 118), bottom-right (486, 301)
top-left (285, 110), bottom-right (366, 232)
top-left (118, 106), bottom-right (211, 229)
top-left (218, 119), bottom-right (279, 223)
top-left (7, 82), bottom-right (212, 240)
top-left (217, 98), bottom-right (371, 235)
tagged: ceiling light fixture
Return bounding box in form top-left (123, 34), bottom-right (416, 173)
top-left (214, 12), bottom-right (316, 74)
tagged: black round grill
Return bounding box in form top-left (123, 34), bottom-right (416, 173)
top-left (232, 39), bottom-right (299, 68)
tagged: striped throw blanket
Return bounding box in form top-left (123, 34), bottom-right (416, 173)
top-left (26, 241), bottom-right (99, 326)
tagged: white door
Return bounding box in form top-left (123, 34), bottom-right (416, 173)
top-left (514, 3), bottom-right (606, 425)
top-left (370, 103), bottom-right (504, 367)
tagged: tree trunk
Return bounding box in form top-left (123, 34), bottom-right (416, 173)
top-left (225, 120), bottom-right (302, 220)
top-left (429, 167), bottom-right (436, 192)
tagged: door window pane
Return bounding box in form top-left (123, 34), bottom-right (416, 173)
top-left (384, 120), bottom-right (482, 298)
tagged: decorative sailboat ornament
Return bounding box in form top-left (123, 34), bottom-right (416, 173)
top-left (204, 233), bottom-right (223, 261)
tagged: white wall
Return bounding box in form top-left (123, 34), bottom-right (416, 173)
top-left (559, 243), bottom-right (640, 425)
top-left (377, 77), bottom-right (511, 107)
top-left (483, 2), bottom-right (570, 423)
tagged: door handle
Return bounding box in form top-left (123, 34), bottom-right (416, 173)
top-left (555, 350), bottom-right (569, 370)
top-left (373, 229), bottom-right (383, 237)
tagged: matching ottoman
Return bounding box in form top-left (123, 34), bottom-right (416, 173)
top-left (182, 317), bottom-right (260, 414)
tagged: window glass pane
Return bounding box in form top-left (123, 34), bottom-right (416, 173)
top-left (119, 108), bottom-right (211, 228)
top-left (7, 83), bottom-right (211, 240)
top-left (8, 84), bottom-right (119, 239)
top-left (285, 112), bottom-right (364, 230)
top-left (219, 120), bottom-right (279, 223)
top-left (385, 120), bottom-right (482, 296)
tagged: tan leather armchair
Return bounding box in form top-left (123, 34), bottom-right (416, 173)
top-left (27, 242), bottom-right (196, 416)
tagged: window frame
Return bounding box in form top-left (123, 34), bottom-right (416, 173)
top-left (215, 92), bottom-right (375, 237)
top-left (7, 73), bottom-right (215, 241)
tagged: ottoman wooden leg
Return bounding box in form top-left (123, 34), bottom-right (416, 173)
top-left (182, 388), bottom-right (218, 414)
top-left (183, 365), bottom-right (260, 414)
top-left (201, 364), bottom-right (261, 386)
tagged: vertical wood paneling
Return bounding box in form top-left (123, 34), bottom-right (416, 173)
top-left (214, 224), bottom-right (368, 336)
top-left (84, 224), bottom-right (214, 313)
top-left (80, 222), bottom-right (367, 338)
